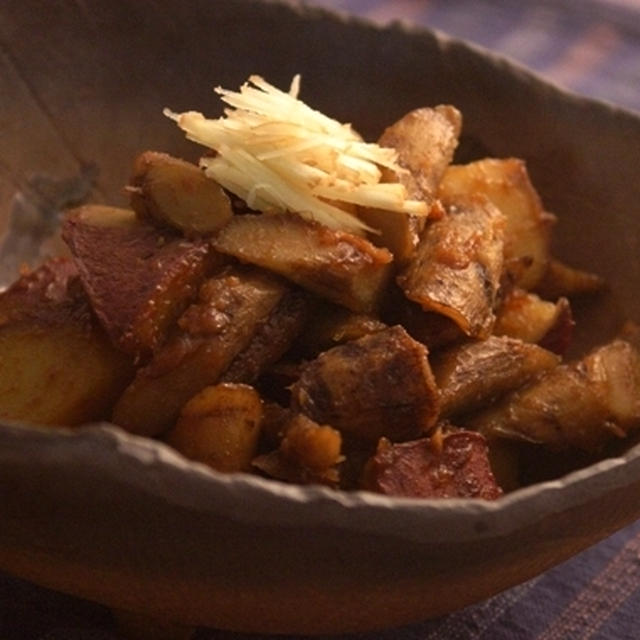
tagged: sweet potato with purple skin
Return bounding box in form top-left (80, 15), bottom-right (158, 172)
top-left (0, 258), bottom-right (134, 426)
top-left (290, 325), bottom-right (439, 442)
top-left (62, 205), bottom-right (216, 358)
top-left (361, 430), bottom-right (502, 500)
top-left (112, 266), bottom-right (302, 437)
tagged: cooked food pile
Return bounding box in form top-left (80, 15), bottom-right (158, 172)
top-left (1, 76), bottom-right (639, 500)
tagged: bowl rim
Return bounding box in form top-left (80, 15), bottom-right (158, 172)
top-left (2, 419), bottom-right (639, 545)
top-left (2, 0), bottom-right (640, 564)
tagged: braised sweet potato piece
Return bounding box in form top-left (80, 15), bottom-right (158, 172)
top-left (212, 212), bottom-right (393, 313)
top-left (0, 258), bottom-right (134, 426)
top-left (494, 288), bottom-right (574, 355)
top-left (361, 430), bottom-right (502, 499)
top-left (360, 106), bottom-right (461, 261)
top-left (397, 195), bottom-right (505, 338)
top-left (165, 383), bottom-right (263, 473)
top-left (252, 413), bottom-right (343, 487)
top-left (128, 151), bottom-right (233, 236)
top-left (469, 338), bottom-right (640, 451)
top-left (432, 335), bottom-right (560, 419)
top-left (112, 266), bottom-right (297, 437)
top-left (62, 205), bottom-right (216, 358)
top-left (290, 325), bottom-right (439, 442)
top-left (439, 158), bottom-right (555, 290)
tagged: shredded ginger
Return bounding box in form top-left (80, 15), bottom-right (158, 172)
top-left (164, 75), bottom-right (429, 234)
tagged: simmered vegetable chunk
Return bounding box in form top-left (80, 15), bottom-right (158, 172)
top-left (439, 157), bottom-right (554, 290)
top-left (213, 212), bottom-right (393, 313)
top-left (112, 266), bottom-right (301, 437)
top-left (361, 430), bottom-right (502, 500)
top-left (468, 338), bottom-right (640, 451)
top-left (166, 383), bottom-right (263, 473)
top-left (432, 335), bottom-right (560, 419)
top-left (62, 205), bottom-right (216, 357)
top-left (398, 195), bottom-right (505, 338)
top-left (0, 258), bottom-right (134, 426)
top-left (360, 105), bottom-right (462, 261)
top-left (128, 151), bottom-right (233, 236)
top-left (290, 325), bottom-right (439, 442)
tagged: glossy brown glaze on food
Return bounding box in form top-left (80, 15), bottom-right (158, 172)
top-left (378, 106), bottom-right (462, 203)
top-left (397, 195), bottom-right (505, 338)
top-left (432, 335), bottom-right (560, 419)
top-left (212, 212), bottom-right (393, 313)
top-left (0, 258), bottom-right (134, 426)
top-left (494, 288), bottom-right (574, 355)
top-left (468, 339), bottom-right (640, 451)
top-left (165, 383), bottom-right (263, 473)
top-left (361, 430), bottom-right (502, 499)
top-left (62, 205), bottom-right (216, 358)
top-left (439, 157), bottom-right (554, 290)
top-left (292, 300), bottom-right (387, 358)
top-left (128, 151), bottom-right (233, 236)
top-left (221, 288), bottom-right (309, 384)
top-left (111, 266), bottom-right (296, 437)
top-left (290, 325), bottom-right (439, 442)
top-left (252, 413), bottom-right (343, 487)
top-left (0, 91), bottom-right (628, 502)
top-left (360, 105), bottom-right (461, 261)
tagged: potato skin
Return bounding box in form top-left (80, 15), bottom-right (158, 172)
top-left (361, 430), bottom-right (502, 500)
top-left (112, 266), bottom-right (294, 437)
top-left (62, 205), bottom-right (216, 358)
top-left (0, 258), bottom-right (134, 426)
top-left (165, 383), bottom-right (263, 473)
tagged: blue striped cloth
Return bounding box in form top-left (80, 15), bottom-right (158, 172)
top-left (309, 0), bottom-right (640, 114)
top-left (3, 1), bottom-right (640, 638)
top-left (3, 519), bottom-right (640, 639)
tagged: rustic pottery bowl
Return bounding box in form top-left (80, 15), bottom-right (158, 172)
top-left (1, 0), bottom-right (640, 634)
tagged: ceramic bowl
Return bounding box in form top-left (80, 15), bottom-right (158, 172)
top-left (1, 0), bottom-right (640, 633)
